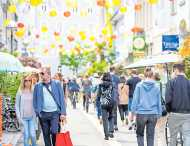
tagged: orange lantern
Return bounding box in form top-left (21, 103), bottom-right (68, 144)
top-left (17, 22), bottom-right (24, 28)
top-left (64, 11), bottom-right (71, 17)
top-left (131, 26), bottom-right (143, 33)
top-left (67, 35), bottom-right (75, 42)
top-left (134, 4), bottom-right (142, 11)
top-left (97, 0), bottom-right (106, 7)
top-left (111, 35), bottom-right (117, 40)
top-left (54, 32), bottom-right (60, 36)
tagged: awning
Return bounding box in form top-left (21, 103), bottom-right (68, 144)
top-left (125, 54), bottom-right (183, 69)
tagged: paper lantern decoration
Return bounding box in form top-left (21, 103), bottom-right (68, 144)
top-left (80, 10), bottom-right (88, 17)
top-left (120, 7), bottom-right (127, 13)
top-left (89, 36), bottom-right (95, 41)
top-left (55, 36), bottom-right (61, 42)
top-left (59, 44), bottom-right (64, 48)
top-left (35, 34), bottom-right (40, 39)
top-left (65, 0), bottom-right (78, 8)
top-left (30, 0), bottom-right (43, 7)
top-left (41, 25), bottom-right (48, 33)
top-left (3, 19), bottom-right (11, 27)
top-left (147, 0), bottom-right (159, 4)
top-left (97, 0), bottom-right (106, 7)
top-left (131, 26), bottom-right (143, 33)
top-left (49, 9), bottom-right (57, 17)
top-left (8, 5), bottom-right (17, 13)
top-left (50, 44), bottom-right (56, 48)
top-left (102, 28), bottom-right (108, 35)
top-left (43, 49), bottom-right (49, 56)
top-left (111, 35), bottom-right (117, 40)
top-left (134, 4), bottom-right (142, 11)
top-left (67, 35), bottom-right (75, 42)
top-left (17, 22), bottom-right (25, 28)
top-left (63, 11), bottom-right (71, 17)
top-left (54, 32), bottom-right (60, 36)
top-left (15, 28), bottom-right (25, 38)
top-left (112, 0), bottom-right (121, 6)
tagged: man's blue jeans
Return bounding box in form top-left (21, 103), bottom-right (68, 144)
top-left (39, 111), bottom-right (59, 146)
top-left (136, 114), bottom-right (158, 146)
top-left (22, 118), bottom-right (37, 146)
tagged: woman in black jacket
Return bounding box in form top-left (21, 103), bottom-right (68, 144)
top-left (97, 73), bottom-right (115, 140)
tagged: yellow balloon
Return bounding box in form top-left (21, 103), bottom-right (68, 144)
top-left (8, 5), bottom-right (17, 13)
top-left (79, 31), bottom-right (85, 36)
top-left (30, 0), bottom-right (43, 7)
top-left (49, 9), bottom-right (57, 17)
top-left (112, 0), bottom-right (121, 6)
top-left (41, 25), bottom-right (48, 33)
top-left (105, 1), bottom-right (112, 8)
top-left (81, 35), bottom-right (86, 40)
top-left (120, 7), bottom-right (127, 13)
top-left (89, 36), bottom-right (95, 41)
top-left (147, 0), bottom-right (158, 4)
top-left (3, 19), bottom-right (11, 27)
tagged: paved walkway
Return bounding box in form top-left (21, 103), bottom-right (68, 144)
top-left (3, 103), bottom-right (138, 146)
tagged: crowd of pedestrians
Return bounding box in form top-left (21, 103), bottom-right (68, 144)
top-left (14, 63), bottom-right (190, 146)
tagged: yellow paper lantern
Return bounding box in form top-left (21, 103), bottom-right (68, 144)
top-left (147, 0), bottom-right (158, 5)
top-left (102, 28), bottom-right (108, 35)
top-left (112, 0), bottom-right (121, 6)
top-left (8, 5), bottom-right (17, 13)
top-left (80, 10), bottom-right (88, 17)
top-left (30, 0), bottom-right (43, 7)
top-left (3, 19), bottom-right (11, 27)
top-left (41, 25), bottom-right (48, 33)
top-left (15, 28), bottom-right (25, 38)
top-left (50, 44), bottom-right (56, 48)
top-left (65, 0), bottom-right (78, 8)
top-left (120, 7), bottom-right (127, 13)
top-left (89, 36), bottom-right (95, 41)
top-left (49, 9), bottom-right (57, 17)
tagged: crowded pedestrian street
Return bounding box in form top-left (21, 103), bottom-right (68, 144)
top-left (1, 0), bottom-right (190, 146)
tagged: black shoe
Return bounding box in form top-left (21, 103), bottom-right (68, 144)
top-left (114, 127), bottom-right (118, 131)
top-left (109, 133), bottom-right (114, 138)
top-left (104, 136), bottom-right (109, 140)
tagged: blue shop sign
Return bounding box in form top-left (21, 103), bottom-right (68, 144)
top-left (162, 35), bottom-right (179, 51)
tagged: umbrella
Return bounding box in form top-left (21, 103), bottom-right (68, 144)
top-left (0, 52), bottom-right (24, 72)
top-left (125, 54), bottom-right (183, 69)
top-left (24, 66), bottom-right (40, 73)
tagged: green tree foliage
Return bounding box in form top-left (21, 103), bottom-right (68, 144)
top-left (184, 57), bottom-right (190, 79)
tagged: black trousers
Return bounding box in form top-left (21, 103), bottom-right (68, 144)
top-left (39, 111), bottom-right (59, 146)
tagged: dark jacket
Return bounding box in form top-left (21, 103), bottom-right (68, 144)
top-left (33, 80), bottom-right (66, 117)
top-left (165, 75), bottom-right (190, 113)
top-left (127, 76), bottom-right (141, 98)
top-left (111, 74), bottom-right (120, 102)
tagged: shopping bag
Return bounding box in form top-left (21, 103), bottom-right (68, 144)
top-left (56, 131), bottom-right (73, 146)
top-left (56, 122), bottom-right (73, 146)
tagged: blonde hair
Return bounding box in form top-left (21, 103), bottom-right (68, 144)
top-left (20, 75), bottom-right (33, 92)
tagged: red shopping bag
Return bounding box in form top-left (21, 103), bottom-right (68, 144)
top-left (56, 131), bottom-right (73, 146)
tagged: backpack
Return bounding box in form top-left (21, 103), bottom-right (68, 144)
top-left (100, 85), bottom-right (114, 108)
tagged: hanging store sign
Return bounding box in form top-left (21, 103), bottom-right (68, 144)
top-left (162, 35), bottom-right (179, 51)
top-left (133, 36), bottom-right (145, 51)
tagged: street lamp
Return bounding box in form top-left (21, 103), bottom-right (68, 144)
top-left (6, 20), bottom-right (17, 54)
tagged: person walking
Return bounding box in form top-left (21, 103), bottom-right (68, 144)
top-left (165, 63), bottom-right (190, 146)
top-left (33, 67), bottom-right (66, 146)
top-left (82, 75), bottom-right (92, 113)
top-left (110, 67), bottom-right (120, 131)
top-left (15, 75), bottom-right (37, 146)
top-left (97, 73), bottom-right (115, 140)
top-left (126, 69), bottom-right (141, 130)
top-left (131, 68), bottom-right (162, 146)
top-left (118, 76), bottom-right (129, 126)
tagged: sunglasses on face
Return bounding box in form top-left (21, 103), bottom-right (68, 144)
top-left (24, 79), bottom-right (31, 82)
